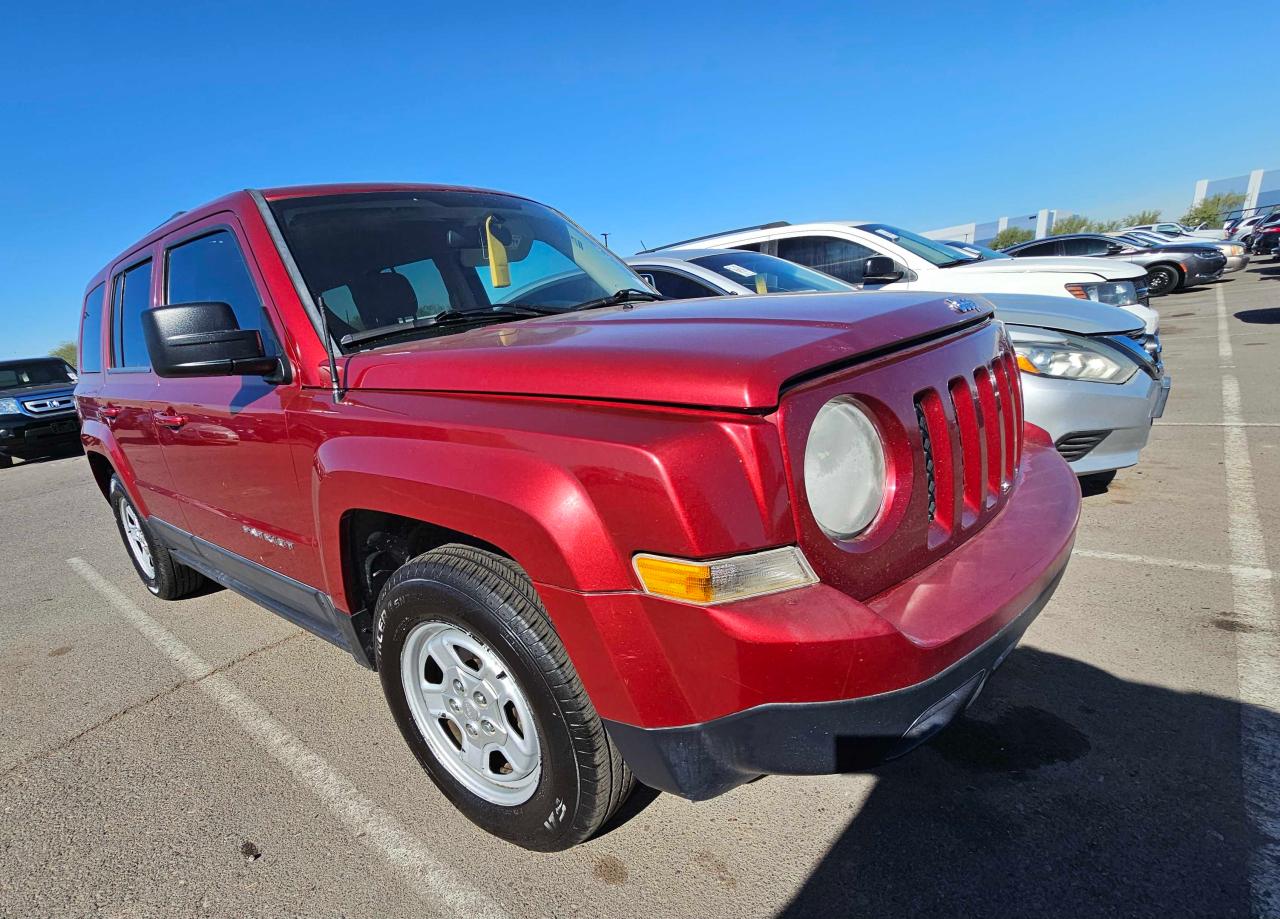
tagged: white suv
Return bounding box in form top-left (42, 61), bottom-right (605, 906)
top-left (653, 221), bottom-right (1158, 333)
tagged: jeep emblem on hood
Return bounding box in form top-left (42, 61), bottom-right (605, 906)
top-left (944, 297), bottom-right (982, 314)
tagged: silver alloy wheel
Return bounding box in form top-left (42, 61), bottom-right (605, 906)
top-left (400, 620), bottom-right (541, 806)
top-left (120, 503), bottom-right (155, 578)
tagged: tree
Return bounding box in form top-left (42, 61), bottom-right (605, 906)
top-left (989, 226), bottom-right (1034, 249)
top-left (1121, 209), bottom-right (1162, 227)
top-left (49, 341), bottom-right (76, 365)
top-left (1181, 192), bottom-right (1246, 229)
top-left (1047, 214), bottom-right (1093, 236)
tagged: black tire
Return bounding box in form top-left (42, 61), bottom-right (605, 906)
top-left (0, 452), bottom-right (11, 469)
top-left (1079, 470), bottom-right (1117, 493)
top-left (109, 477), bottom-right (207, 600)
top-left (375, 544), bottom-right (634, 851)
top-left (1146, 264), bottom-right (1181, 297)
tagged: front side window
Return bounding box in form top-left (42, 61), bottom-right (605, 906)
top-left (111, 259), bottom-right (153, 368)
top-left (80, 282), bottom-right (106, 372)
top-left (640, 269), bottom-right (722, 300)
top-left (689, 251), bottom-right (853, 293)
top-left (776, 236), bottom-right (877, 284)
top-left (269, 191), bottom-right (649, 351)
top-left (166, 230), bottom-right (278, 354)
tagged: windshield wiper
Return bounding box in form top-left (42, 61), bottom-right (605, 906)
top-left (339, 305), bottom-right (560, 348)
top-left (565, 288), bottom-right (663, 312)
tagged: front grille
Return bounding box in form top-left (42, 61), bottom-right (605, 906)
top-left (21, 396), bottom-right (76, 415)
top-left (1134, 275), bottom-right (1150, 303)
top-left (1055, 430), bottom-right (1110, 462)
top-left (1126, 330), bottom-right (1163, 371)
top-left (915, 348), bottom-right (1023, 537)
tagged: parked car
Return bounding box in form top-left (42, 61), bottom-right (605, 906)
top-left (0, 357), bottom-right (81, 467)
top-left (1226, 209), bottom-right (1275, 243)
top-left (628, 251), bottom-right (1169, 486)
top-left (77, 183), bottom-right (1080, 851)
top-left (1003, 233), bottom-right (1226, 296)
top-left (646, 220), bottom-right (1159, 333)
top-left (1245, 212), bottom-right (1280, 255)
top-left (1114, 230), bottom-right (1250, 273)
top-left (1121, 221), bottom-right (1226, 240)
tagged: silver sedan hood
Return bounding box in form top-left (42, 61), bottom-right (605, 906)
top-left (979, 292), bottom-right (1144, 336)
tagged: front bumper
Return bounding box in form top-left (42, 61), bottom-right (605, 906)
top-left (605, 568), bottom-right (1062, 799)
top-left (0, 412), bottom-right (81, 458)
top-left (1224, 254), bottom-right (1250, 272)
top-left (543, 433), bottom-right (1079, 800)
top-left (1022, 370), bottom-right (1169, 476)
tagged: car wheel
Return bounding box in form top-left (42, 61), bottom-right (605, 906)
top-left (0, 452), bottom-right (11, 469)
top-left (109, 477), bottom-right (208, 600)
top-left (375, 544), bottom-right (634, 851)
top-left (1146, 264), bottom-right (1180, 296)
top-left (1079, 470), bottom-right (1117, 493)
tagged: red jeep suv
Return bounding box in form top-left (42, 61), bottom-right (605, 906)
top-left (76, 184), bottom-right (1079, 850)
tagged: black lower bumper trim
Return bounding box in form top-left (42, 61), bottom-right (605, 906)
top-left (603, 570), bottom-right (1063, 801)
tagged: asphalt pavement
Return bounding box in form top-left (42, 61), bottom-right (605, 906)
top-left (2, 260), bottom-right (1277, 919)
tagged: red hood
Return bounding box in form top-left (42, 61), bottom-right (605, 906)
top-left (340, 291), bottom-right (993, 411)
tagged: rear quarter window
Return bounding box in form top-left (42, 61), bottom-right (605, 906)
top-left (80, 282), bottom-right (106, 372)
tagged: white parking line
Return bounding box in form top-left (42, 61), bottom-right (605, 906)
top-left (1156, 422), bottom-right (1280, 428)
top-left (1072, 548), bottom-right (1273, 581)
top-left (66, 558), bottom-right (511, 919)
top-left (1215, 285), bottom-right (1280, 918)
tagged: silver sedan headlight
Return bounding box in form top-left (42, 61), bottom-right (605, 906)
top-left (803, 398), bottom-right (887, 539)
top-left (1008, 326), bottom-right (1139, 384)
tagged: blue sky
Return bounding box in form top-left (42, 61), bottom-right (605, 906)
top-left (2, 0), bottom-right (1277, 359)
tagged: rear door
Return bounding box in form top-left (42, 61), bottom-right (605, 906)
top-left (152, 215), bottom-right (321, 588)
top-left (102, 251), bottom-right (188, 523)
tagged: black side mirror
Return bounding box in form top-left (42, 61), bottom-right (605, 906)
top-left (1106, 244), bottom-right (1126, 255)
top-left (862, 255), bottom-right (904, 283)
top-left (142, 302), bottom-right (280, 379)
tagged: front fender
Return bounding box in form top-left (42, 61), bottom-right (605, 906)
top-left (307, 393), bottom-right (796, 606)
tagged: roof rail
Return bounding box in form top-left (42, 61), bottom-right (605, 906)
top-left (637, 220), bottom-right (790, 254)
top-left (149, 210), bottom-right (187, 233)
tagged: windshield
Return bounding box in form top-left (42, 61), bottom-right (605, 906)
top-left (0, 360), bottom-right (75, 391)
top-left (858, 223), bottom-right (974, 267)
top-left (269, 191), bottom-right (651, 350)
top-left (688, 251), bottom-right (854, 293)
top-left (942, 240), bottom-right (1011, 260)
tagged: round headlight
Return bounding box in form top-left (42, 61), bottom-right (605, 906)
top-left (803, 398), bottom-right (887, 539)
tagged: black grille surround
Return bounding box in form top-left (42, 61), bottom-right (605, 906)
top-left (1055, 430), bottom-right (1110, 462)
top-left (915, 399), bottom-right (937, 522)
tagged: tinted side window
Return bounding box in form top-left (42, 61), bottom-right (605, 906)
top-left (776, 236), bottom-right (876, 284)
top-left (166, 231), bottom-right (278, 354)
top-left (80, 282), bottom-right (106, 372)
top-left (1013, 241), bottom-right (1059, 257)
top-left (645, 269), bottom-right (721, 300)
top-left (1060, 237), bottom-right (1111, 257)
top-left (112, 260), bottom-right (153, 368)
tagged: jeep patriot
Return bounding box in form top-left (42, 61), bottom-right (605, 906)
top-left (76, 184), bottom-right (1079, 850)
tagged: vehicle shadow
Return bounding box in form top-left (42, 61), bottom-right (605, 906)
top-left (1235, 308), bottom-right (1280, 324)
top-left (776, 647), bottom-right (1263, 919)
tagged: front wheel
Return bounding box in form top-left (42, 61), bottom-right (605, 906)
top-left (1146, 265), bottom-right (1181, 297)
top-left (375, 545), bottom-right (634, 851)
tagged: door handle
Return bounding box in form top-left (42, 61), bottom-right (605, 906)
top-left (100, 405), bottom-right (122, 422)
top-left (153, 412), bottom-right (188, 429)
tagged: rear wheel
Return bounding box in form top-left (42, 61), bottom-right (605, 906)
top-left (375, 545), bottom-right (634, 851)
top-left (1146, 264), bottom-right (1181, 297)
top-left (109, 477), bottom-right (207, 599)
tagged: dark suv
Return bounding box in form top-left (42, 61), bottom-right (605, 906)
top-left (0, 357), bottom-right (81, 467)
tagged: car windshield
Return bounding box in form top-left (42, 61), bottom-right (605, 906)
top-left (688, 251), bottom-right (854, 293)
top-left (269, 191), bottom-right (652, 350)
top-left (857, 223), bottom-right (975, 267)
top-left (942, 240), bottom-right (1011, 261)
top-left (0, 360), bottom-right (75, 391)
